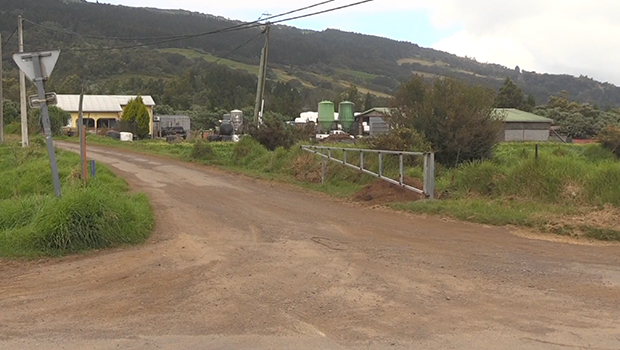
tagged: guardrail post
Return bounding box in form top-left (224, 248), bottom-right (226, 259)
top-left (360, 150), bottom-right (364, 171)
top-left (399, 153), bottom-right (404, 186)
top-left (379, 152), bottom-right (383, 178)
top-left (423, 153), bottom-right (435, 199)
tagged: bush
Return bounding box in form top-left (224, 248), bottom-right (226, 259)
top-left (232, 136), bottom-right (269, 164)
top-left (392, 76), bottom-right (502, 167)
top-left (191, 141), bottom-right (215, 161)
top-left (597, 124), bottom-right (620, 157)
top-left (28, 106), bottom-right (71, 136)
top-left (367, 128), bottom-right (431, 152)
top-left (247, 114), bottom-right (314, 151)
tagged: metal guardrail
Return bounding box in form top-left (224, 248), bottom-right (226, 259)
top-left (301, 145), bottom-right (435, 199)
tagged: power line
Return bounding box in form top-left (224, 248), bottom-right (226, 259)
top-left (22, 0), bottom-right (337, 42)
top-left (33, 0), bottom-right (375, 52)
top-left (205, 32), bottom-right (263, 69)
top-left (1, 26), bottom-right (18, 50)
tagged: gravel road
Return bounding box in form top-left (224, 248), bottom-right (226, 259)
top-left (1, 142), bottom-right (619, 349)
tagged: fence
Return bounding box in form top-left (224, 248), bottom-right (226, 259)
top-left (301, 145), bottom-right (435, 199)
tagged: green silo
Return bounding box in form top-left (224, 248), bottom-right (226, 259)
top-left (339, 101), bottom-right (355, 132)
top-left (318, 101), bottom-right (335, 132)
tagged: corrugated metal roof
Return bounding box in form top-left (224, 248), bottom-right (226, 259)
top-left (356, 107), bottom-right (393, 118)
top-left (495, 108), bottom-right (553, 123)
top-left (56, 95), bottom-right (156, 113)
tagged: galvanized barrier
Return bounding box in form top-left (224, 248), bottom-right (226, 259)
top-left (301, 145), bottom-right (435, 199)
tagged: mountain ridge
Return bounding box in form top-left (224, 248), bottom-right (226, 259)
top-left (1, 0), bottom-right (619, 109)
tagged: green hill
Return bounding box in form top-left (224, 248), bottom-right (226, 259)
top-left (2, 0), bottom-right (620, 116)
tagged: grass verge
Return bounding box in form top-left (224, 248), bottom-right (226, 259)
top-left (0, 139), bottom-right (154, 257)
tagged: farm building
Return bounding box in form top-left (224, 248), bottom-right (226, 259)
top-left (496, 108), bottom-right (554, 142)
top-left (353, 107), bottom-right (392, 136)
top-left (155, 115), bottom-right (191, 130)
top-left (56, 95), bottom-right (156, 136)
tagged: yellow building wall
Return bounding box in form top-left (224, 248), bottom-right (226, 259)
top-left (69, 107), bottom-right (154, 136)
top-left (70, 112), bottom-right (120, 128)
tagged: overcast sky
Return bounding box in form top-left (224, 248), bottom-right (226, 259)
top-left (103, 0), bottom-right (620, 85)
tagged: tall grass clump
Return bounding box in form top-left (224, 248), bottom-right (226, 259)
top-left (0, 142), bottom-right (154, 257)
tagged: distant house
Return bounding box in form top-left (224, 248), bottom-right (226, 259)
top-left (56, 95), bottom-right (156, 136)
top-left (495, 108), bottom-right (553, 142)
top-left (354, 107), bottom-right (392, 136)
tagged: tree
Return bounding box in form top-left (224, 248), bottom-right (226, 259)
top-left (28, 106), bottom-right (71, 136)
top-left (495, 77), bottom-right (525, 109)
top-left (2, 100), bottom-right (20, 125)
top-left (363, 92), bottom-right (373, 111)
top-left (122, 96), bottom-right (151, 138)
top-left (392, 76), bottom-right (501, 166)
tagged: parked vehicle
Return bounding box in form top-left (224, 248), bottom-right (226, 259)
top-left (162, 126), bottom-right (187, 139)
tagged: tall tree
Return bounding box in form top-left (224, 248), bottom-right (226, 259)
top-left (364, 92), bottom-right (373, 111)
top-left (392, 75), bottom-right (501, 166)
top-left (122, 96), bottom-right (150, 138)
top-left (495, 77), bottom-right (525, 109)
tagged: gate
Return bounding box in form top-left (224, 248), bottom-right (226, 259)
top-left (301, 145), bottom-right (435, 199)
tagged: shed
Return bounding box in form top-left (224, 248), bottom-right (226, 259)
top-left (155, 115), bottom-right (191, 131)
top-left (496, 108), bottom-right (553, 142)
top-left (354, 107), bottom-right (392, 136)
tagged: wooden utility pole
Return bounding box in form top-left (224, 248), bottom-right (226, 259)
top-left (18, 15), bottom-right (28, 147)
top-left (78, 87), bottom-right (87, 183)
top-left (253, 24), bottom-right (270, 125)
top-left (0, 33), bottom-right (4, 144)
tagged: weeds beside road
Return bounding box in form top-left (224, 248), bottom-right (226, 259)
top-left (64, 135), bottom-right (620, 242)
top-left (0, 139), bottom-right (154, 257)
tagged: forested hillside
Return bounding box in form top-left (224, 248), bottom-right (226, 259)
top-left (2, 0), bottom-right (620, 128)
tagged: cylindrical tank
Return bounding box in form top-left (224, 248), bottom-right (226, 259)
top-left (318, 101), bottom-right (335, 132)
top-left (230, 109), bottom-right (244, 133)
top-left (339, 101), bottom-right (355, 132)
top-left (219, 122), bottom-right (234, 136)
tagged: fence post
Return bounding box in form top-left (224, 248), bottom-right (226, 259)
top-left (343, 149), bottom-right (347, 165)
top-left (360, 150), bottom-right (364, 171)
top-left (328, 148), bottom-right (332, 159)
top-left (399, 153), bottom-right (404, 186)
top-left (321, 158), bottom-right (326, 184)
top-left (423, 153), bottom-right (435, 199)
top-left (379, 152), bottom-right (383, 178)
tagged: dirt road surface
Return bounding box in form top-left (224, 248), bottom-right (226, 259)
top-left (1, 142), bottom-right (620, 349)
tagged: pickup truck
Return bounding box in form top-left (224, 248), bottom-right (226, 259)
top-left (162, 126), bottom-right (187, 139)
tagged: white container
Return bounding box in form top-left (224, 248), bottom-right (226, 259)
top-left (120, 132), bottom-right (133, 142)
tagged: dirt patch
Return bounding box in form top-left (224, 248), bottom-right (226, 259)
top-left (353, 177), bottom-right (426, 205)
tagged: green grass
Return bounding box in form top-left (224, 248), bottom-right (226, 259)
top-left (0, 140), bottom-right (154, 257)
top-left (161, 48), bottom-right (259, 74)
top-left (333, 68), bottom-right (379, 81)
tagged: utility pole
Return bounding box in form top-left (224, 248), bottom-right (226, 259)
top-left (18, 15), bottom-right (28, 147)
top-left (0, 33), bottom-right (4, 144)
top-left (253, 24), bottom-right (270, 125)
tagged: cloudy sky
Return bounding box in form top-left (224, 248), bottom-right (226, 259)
top-left (103, 0), bottom-right (620, 85)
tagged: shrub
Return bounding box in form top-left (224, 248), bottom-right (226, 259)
top-left (597, 124), bottom-right (620, 157)
top-left (392, 76), bottom-right (502, 167)
top-left (367, 128), bottom-right (431, 152)
top-left (232, 136), bottom-right (268, 164)
top-left (28, 106), bottom-right (71, 136)
top-left (191, 141), bottom-right (215, 161)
